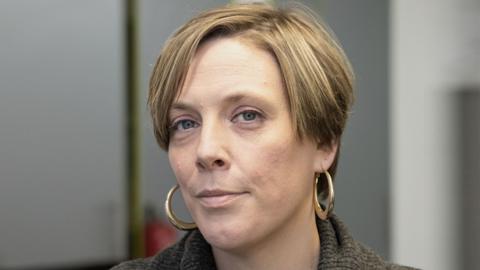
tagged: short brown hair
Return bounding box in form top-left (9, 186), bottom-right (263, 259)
top-left (148, 3), bottom-right (354, 192)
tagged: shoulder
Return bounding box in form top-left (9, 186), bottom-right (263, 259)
top-left (110, 230), bottom-right (214, 270)
top-left (109, 235), bottom-right (185, 270)
top-left (353, 242), bottom-right (418, 270)
top-left (110, 257), bottom-right (152, 270)
top-left (318, 214), bottom-right (420, 270)
top-left (109, 245), bottom-right (183, 270)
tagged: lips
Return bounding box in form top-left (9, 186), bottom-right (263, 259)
top-left (196, 189), bottom-right (247, 208)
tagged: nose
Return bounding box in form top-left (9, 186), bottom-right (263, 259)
top-left (195, 119), bottom-right (230, 171)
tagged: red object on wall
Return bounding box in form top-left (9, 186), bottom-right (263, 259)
top-left (145, 221), bottom-right (176, 256)
top-left (144, 205), bottom-right (177, 257)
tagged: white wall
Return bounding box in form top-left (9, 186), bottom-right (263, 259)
top-left (390, 0), bottom-right (479, 269)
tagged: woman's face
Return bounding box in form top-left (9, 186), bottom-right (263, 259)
top-left (167, 37), bottom-right (336, 252)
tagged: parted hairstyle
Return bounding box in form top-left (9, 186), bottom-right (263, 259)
top-left (148, 3), bottom-right (354, 195)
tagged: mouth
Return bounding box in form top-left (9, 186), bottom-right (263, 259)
top-left (196, 189), bottom-right (248, 208)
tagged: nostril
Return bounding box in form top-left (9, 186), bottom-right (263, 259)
top-left (196, 160), bottom-right (206, 170)
top-left (214, 159), bottom-right (225, 167)
top-left (196, 158), bottom-right (226, 171)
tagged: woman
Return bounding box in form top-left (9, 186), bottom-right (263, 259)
top-left (114, 3), bottom-right (416, 270)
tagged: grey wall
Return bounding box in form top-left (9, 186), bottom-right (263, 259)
top-left (459, 90), bottom-right (480, 270)
top-left (141, 0), bottom-right (391, 258)
top-left (321, 0), bottom-right (390, 258)
top-left (0, 0), bottom-right (126, 268)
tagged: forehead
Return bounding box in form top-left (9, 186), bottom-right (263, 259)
top-left (175, 37), bottom-right (286, 105)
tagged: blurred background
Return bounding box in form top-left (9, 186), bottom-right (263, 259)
top-left (0, 0), bottom-right (478, 269)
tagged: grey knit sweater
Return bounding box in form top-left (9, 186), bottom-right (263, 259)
top-left (112, 214), bottom-right (418, 270)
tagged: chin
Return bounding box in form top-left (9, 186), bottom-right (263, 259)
top-left (197, 216), bottom-right (253, 252)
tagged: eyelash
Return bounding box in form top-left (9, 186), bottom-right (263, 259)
top-left (169, 109), bottom-right (264, 133)
top-left (232, 110), bottom-right (263, 123)
top-left (170, 119), bottom-right (198, 132)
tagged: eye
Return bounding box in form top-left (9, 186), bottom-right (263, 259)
top-left (233, 110), bottom-right (262, 123)
top-left (239, 111), bottom-right (257, 121)
top-left (171, 119), bottom-right (198, 131)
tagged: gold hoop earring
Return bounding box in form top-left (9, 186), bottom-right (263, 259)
top-left (314, 171), bottom-right (335, 220)
top-left (165, 184), bottom-right (197, 230)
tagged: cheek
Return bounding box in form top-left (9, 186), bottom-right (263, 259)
top-left (244, 137), bottom-right (298, 186)
top-left (239, 133), bottom-right (314, 198)
top-left (168, 149), bottom-right (194, 185)
top-left (261, 133), bottom-right (300, 166)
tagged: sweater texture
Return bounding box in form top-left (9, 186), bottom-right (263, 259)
top-left (112, 214), bottom-right (418, 270)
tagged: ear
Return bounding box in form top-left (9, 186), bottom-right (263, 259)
top-left (313, 140), bottom-right (338, 172)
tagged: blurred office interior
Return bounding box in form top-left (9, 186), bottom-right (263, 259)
top-left (0, 0), bottom-right (478, 269)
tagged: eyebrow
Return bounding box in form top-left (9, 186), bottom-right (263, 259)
top-left (170, 102), bottom-right (196, 112)
top-left (170, 91), bottom-right (270, 112)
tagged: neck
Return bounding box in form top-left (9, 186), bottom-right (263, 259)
top-left (213, 211), bottom-right (320, 270)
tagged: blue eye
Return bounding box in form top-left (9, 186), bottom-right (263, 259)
top-left (241, 111), bottom-right (257, 121)
top-left (234, 110), bottom-right (262, 123)
top-left (172, 119), bottom-right (197, 131)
